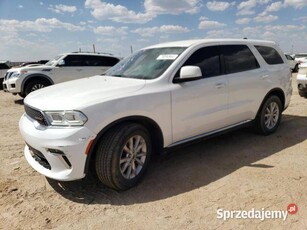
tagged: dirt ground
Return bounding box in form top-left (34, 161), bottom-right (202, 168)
top-left (0, 74), bottom-right (306, 229)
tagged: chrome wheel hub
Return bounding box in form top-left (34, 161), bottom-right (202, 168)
top-left (119, 135), bottom-right (147, 179)
top-left (264, 102), bottom-right (279, 129)
top-left (31, 84), bottom-right (45, 91)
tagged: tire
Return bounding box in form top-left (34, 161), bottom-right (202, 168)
top-left (95, 123), bottom-right (152, 190)
top-left (255, 95), bottom-right (282, 135)
top-left (18, 93), bottom-right (26, 98)
top-left (24, 80), bottom-right (50, 96)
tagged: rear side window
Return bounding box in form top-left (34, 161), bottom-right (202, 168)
top-left (82, 56), bottom-right (120, 66)
top-left (219, 45), bottom-right (259, 74)
top-left (182, 46), bottom-right (221, 78)
top-left (255, 45), bottom-right (284, 65)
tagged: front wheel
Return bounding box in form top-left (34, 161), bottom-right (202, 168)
top-left (95, 123), bottom-right (152, 190)
top-left (255, 95), bottom-right (282, 135)
top-left (24, 80), bottom-right (49, 96)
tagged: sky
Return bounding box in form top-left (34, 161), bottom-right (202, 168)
top-left (0, 0), bottom-right (306, 61)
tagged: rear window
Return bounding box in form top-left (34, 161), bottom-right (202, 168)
top-left (255, 45), bottom-right (284, 65)
top-left (219, 45), bottom-right (259, 74)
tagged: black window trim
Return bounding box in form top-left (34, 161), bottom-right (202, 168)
top-left (218, 44), bottom-right (260, 75)
top-left (172, 45), bottom-right (224, 83)
top-left (172, 43), bottom-right (261, 83)
top-left (254, 45), bottom-right (284, 65)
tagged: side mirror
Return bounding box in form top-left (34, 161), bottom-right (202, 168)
top-left (173, 66), bottom-right (202, 83)
top-left (57, 60), bottom-right (65, 66)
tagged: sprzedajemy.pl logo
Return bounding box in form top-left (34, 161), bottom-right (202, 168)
top-left (217, 204), bottom-right (298, 221)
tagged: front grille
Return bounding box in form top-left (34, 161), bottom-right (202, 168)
top-left (28, 144), bottom-right (51, 170)
top-left (24, 104), bottom-right (48, 126)
top-left (4, 72), bottom-right (13, 81)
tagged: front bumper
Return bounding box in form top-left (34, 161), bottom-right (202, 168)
top-left (19, 113), bottom-right (96, 181)
top-left (3, 77), bottom-right (22, 93)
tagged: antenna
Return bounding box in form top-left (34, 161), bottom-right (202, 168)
top-left (93, 44), bottom-right (96, 53)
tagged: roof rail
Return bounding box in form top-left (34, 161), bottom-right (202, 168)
top-left (71, 51), bottom-right (114, 56)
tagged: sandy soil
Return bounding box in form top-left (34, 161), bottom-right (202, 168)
top-left (0, 74), bottom-right (306, 229)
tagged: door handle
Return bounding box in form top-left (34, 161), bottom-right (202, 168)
top-left (76, 69), bottom-right (83, 71)
top-left (215, 83), bottom-right (225, 89)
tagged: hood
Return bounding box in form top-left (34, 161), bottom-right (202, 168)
top-left (7, 65), bottom-right (52, 72)
top-left (24, 76), bottom-right (146, 111)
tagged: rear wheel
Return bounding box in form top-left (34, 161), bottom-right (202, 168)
top-left (255, 95), bottom-right (282, 135)
top-left (95, 123), bottom-right (152, 190)
top-left (24, 80), bottom-right (50, 96)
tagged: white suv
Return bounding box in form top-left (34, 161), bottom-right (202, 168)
top-left (19, 39), bottom-right (292, 190)
top-left (0, 61), bottom-right (11, 87)
top-left (3, 53), bottom-right (120, 97)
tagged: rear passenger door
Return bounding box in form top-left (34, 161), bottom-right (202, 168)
top-left (171, 46), bottom-right (229, 143)
top-left (220, 44), bottom-right (266, 124)
top-left (82, 56), bottom-right (119, 77)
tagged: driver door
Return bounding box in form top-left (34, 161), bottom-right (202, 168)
top-left (53, 55), bottom-right (85, 84)
top-left (171, 46), bottom-right (229, 143)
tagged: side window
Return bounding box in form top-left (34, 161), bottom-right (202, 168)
top-left (255, 45), bottom-right (284, 65)
top-left (103, 57), bottom-right (120, 66)
top-left (219, 45), bottom-right (259, 74)
top-left (0, 64), bottom-right (9, 69)
top-left (63, 55), bottom-right (85, 66)
top-left (82, 56), bottom-right (120, 66)
top-left (180, 46), bottom-right (221, 78)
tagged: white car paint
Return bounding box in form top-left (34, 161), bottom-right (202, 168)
top-left (2, 53), bottom-right (120, 95)
top-left (19, 39), bottom-right (292, 181)
top-left (297, 63), bottom-right (307, 98)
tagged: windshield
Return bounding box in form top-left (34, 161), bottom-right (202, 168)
top-left (45, 55), bottom-right (64, 66)
top-left (105, 47), bottom-right (186, 80)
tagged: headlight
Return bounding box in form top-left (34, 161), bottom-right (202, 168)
top-left (44, 111), bottom-right (88, 126)
top-left (10, 72), bottom-right (20, 78)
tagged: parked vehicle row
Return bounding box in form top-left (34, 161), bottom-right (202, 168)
top-left (19, 39), bottom-right (292, 190)
top-left (3, 52), bottom-right (120, 97)
top-left (294, 53), bottom-right (307, 63)
top-left (297, 63), bottom-right (307, 98)
top-left (285, 54), bottom-right (299, 72)
top-left (0, 61), bottom-right (11, 87)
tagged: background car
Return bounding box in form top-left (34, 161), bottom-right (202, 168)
top-left (0, 61), bottom-right (11, 89)
top-left (3, 52), bottom-right (120, 97)
top-left (285, 54), bottom-right (299, 72)
top-left (294, 53), bottom-right (307, 64)
top-left (297, 62), bottom-right (307, 98)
